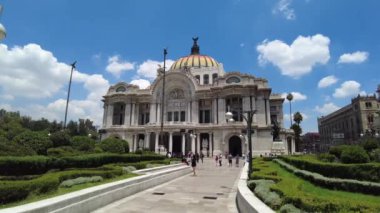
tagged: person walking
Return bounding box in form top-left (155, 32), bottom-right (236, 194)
top-left (195, 152), bottom-right (199, 163)
top-left (215, 155), bottom-right (219, 166)
top-left (235, 155), bottom-right (240, 167)
top-left (228, 153), bottom-right (233, 167)
top-left (219, 153), bottom-right (223, 167)
top-left (191, 155), bottom-right (197, 176)
top-left (200, 152), bottom-right (204, 163)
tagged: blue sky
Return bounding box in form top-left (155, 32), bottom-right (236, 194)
top-left (0, 0), bottom-right (379, 132)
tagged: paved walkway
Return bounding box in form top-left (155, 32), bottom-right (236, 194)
top-left (93, 157), bottom-right (243, 213)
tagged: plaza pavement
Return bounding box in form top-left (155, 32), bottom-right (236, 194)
top-left (93, 157), bottom-right (243, 213)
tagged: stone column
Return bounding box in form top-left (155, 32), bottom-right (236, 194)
top-left (106, 103), bottom-right (113, 127)
top-left (156, 103), bottom-right (161, 123)
top-left (102, 104), bottom-right (107, 128)
top-left (218, 98), bottom-right (226, 123)
top-left (291, 138), bottom-right (296, 154)
top-left (124, 103), bottom-right (131, 127)
top-left (187, 101), bottom-right (191, 122)
top-left (213, 98), bottom-right (218, 124)
top-left (155, 132), bottom-right (159, 153)
top-left (197, 134), bottom-right (201, 154)
top-left (252, 97), bottom-right (257, 124)
top-left (135, 103), bottom-right (140, 125)
top-left (191, 134), bottom-right (196, 153)
top-left (133, 134), bottom-right (137, 152)
top-left (149, 104), bottom-right (156, 124)
top-left (210, 133), bottom-right (214, 156)
top-left (169, 132), bottom-right (173, 153)
top-left (182, 134), bottom-right (186, 155)
top-left (131, 103), bottom-right (135, 126)
top-left (265, 98), bottom-right (271, 126)
top-left (145, 132), bottom-right (150, 149)
top-left (192, 100), bottom-right (199, 123)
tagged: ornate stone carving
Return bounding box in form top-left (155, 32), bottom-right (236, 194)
top-left (169, 88), bottom-right (185, 100)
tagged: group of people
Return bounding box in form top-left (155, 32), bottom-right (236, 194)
top-left (215, 153), bottom-right (241, 167)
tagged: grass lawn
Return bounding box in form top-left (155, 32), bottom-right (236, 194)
top-left (252, 158), bottom-right (380, 212)
top-left (0, 172), bottom-right (137, 209)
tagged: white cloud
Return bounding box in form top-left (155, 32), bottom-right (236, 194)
top-left (105, 55), bottom-right (134, 78)
top-left (0, 43), bottom-right (73, 99)
top-left (315, 103), bottom-right (340, 115)
top-left (281, 92), bottom-right (307, 102)
top-left (273, 0), bottom-right (296, 20)
top-left (130, 79), bottom-right (151, 89)
top-left (318, 75), bottom-right (338, 88)
top-left (0, 43), bottom-right (110, 126)
top-left (333, 80), bottom-right (363, 98)
top-left (338, 51), bottom-right (369, 64)
top-left (257, 34), bottom-right (330, 78)
top-left (137, 59), bottom-right (174, 80)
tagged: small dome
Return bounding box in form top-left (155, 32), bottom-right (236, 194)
top-left (170, 54), bottom-right (219, 70)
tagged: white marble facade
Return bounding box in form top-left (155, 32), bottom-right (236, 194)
top-left (101, 40), bottom-right (294, 156)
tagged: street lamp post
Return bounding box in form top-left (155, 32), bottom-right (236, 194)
top-left (0, 5), bottom-right (7, 41)
top-left (63, 61), bottom-right (76, 129)
top-left (286, 93), bottom-right (293, 127)
top-left (226, 109), bottom-right (257, 179)
top-left (159, 49), bottom-right (167, 154)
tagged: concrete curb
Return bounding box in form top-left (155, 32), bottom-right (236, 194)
top-left (235, 164), bottom-right (275, 213)
top-left (1, 165), bottom-right (191, 213)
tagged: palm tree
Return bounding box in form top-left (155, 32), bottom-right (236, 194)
top-left (293, 112), bottom-right (303, 125)
top-left (286, 93), bottom-right (294, 126)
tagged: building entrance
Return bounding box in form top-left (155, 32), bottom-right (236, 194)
top-left (172, 135), bottom-right (182, 156)
top-left (229, 135), bottom-right (242, 157)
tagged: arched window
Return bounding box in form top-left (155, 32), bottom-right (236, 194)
top-left (195, 75), bottom-right (200, 83)
top-left (112, 102), bottom-right (125, 125)
top-left (116, 86), bottom-right (126, 92)
top-left (226, 76), bottom-right (240, 84)
top-left (212, 73), bottom-right (218, 82)
top-left (203, 74), bottom-right (209, 85)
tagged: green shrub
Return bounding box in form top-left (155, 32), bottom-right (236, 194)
top-left (0, 167), bottom-right (122, 204)
top-left (275, 159), bottom-right (380, 195)
top-left (329, 145), bottom-right (351, 158)
top-left (50, 131), bottom-right (71, 147)
top-left (317, 153), bottom-right (335, 162)
top-left (71, 136), bottom-right (96, 152)
top-left (279, 204), bottom-right (301, 213)
top-left (0, 155), bottom-right (50, 175)
top-left (362, 138), bottom-right (379, 152)
top-left (370, 148), bottom-right (380, 162)
top-left (123, 166), bottom-right (136, 173)
top-left (100, 137), bottom-right (126, 153)
top-left (0, 153), bottom-right (165, 176)
top-left (0, 139), bottom-right (37, 156)
top-left (135, 149), bottom-right (143, 154)
top-left (340, 146), bottom-right (370, 164)
top-left (60, 176), bottom-right (103, 188)
top-left (13, 131), bottom-right (53, 155)
top-left (248, 179), bottom-right (282, 209)
top-left (47, 146), bottom-right (77, 157)
top-left (279, 155), bottom-right (380, 182)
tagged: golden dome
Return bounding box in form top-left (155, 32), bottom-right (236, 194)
top-left (170, 37), bottom-right (219, 70)
top-left (170, 54), bottom-right (219, 70)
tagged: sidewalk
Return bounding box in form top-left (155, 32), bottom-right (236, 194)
top-left (93, 157), bottom-right (243, 213)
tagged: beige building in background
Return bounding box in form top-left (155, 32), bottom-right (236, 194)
top-left (318, 90), bottom-right (380, 151)
top-left (100, 39), bottom-right (294, 156)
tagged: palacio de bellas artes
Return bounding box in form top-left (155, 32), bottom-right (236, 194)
top-left (100, 38), bottom-right (295, 157)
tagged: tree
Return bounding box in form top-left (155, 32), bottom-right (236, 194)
top-left (66, 120), bottom-right (78, 136)
top-left (293, 112), bottom-right (303, 125)
top-left (13, 131), bottom-right (53, 155)
top-left (291, 111), bottom-right (303, 152)
top-left (71, 136), bottom-right (95, 151)
top-left (50, 131), bottom-right (71, 147)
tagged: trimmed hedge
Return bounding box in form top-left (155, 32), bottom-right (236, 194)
top-left (0, 153), bottom-right (166, 176)
top-left (279, 155), bottom-right (380, 182)
top-left (274, 159), bottom-right (380, 195)
top-left (0, 165), bottom-right (123, 204)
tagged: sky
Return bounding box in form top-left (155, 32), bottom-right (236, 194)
top-left (0, 0), bottom-right (379, 132)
